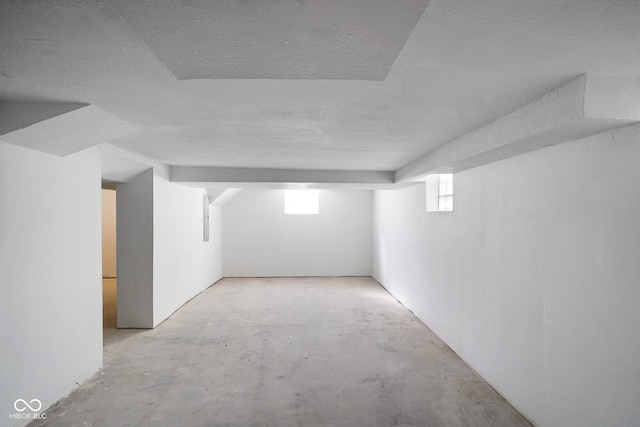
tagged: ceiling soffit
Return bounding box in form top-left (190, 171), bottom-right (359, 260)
top-left (108, 0), bottom-right (430, 80)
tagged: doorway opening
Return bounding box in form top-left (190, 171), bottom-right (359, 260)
top-left (102, 184), bottom-right (117, 332)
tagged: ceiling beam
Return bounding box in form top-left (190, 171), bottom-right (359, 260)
top-left (396, 74), bottom-right (640, 182)
top-left (170, 166), bottom-right (395, 189)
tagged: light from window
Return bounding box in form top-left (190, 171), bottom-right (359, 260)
top-left (438, 174), bottom-right (453, 212)
top-left (426, 173), bottom-right (454, 212)
top-left (284, 189), bottom-right (319, 214)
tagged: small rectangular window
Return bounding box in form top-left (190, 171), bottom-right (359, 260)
top-left (284, 189), bottom-right (319, 214)
top-left (426, 173), bottom-right (454, 212)
top-left (438, 174), bottom-right (453, 212)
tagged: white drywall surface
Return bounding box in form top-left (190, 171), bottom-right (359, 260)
top-left (0, 143), bottom-right (102, 427)
top-left (117, 169), bottom-right (154, 328)
top-left (372, 124), bottom-right (640, 426)
top-left (101, 189), bottom-right (117, 278)
top-left (223, 189), bottom-right (372, 277)
top-left (116, 169), bottom-right (222, 328)
top-left (153, 175), bottom-right (222, 326)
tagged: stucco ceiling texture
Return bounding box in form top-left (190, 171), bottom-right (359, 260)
top-left (1, 0), bottom-right (639, 172)
top-left (109, 0), bottom-right (430, 81)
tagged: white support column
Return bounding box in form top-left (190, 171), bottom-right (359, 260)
top-left (116, 169), bottom-right (155, 328)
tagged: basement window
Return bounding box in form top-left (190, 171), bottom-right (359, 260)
top-left (284, 190), bottom-right (319, 215)
top-left (426, 174), bottom-right (454, 212)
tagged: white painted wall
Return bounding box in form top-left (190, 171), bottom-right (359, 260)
top-left (116, 169), bottom-right (154, 328)
top-left (372, 124), bottom-right (640, 426)
top-left (0, 142), bottom-right (102, 427)
top-left (153, 173), bottom-right (222, 325)
top-left (116, 168), bottom-right (222, 328)
top-left (223, 189), bottom-right (372, 277)
top-left (101, 189), bottom-right (117, 277)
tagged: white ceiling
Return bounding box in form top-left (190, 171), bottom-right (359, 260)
top-left (1, 0), bottom-right (639, 175)
top-left (109, 0), bottom-right (430, 81)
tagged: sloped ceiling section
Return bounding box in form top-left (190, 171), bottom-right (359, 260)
top-left (107, 0), bottom-right (430, 80)
top-left (0, 104), bottom-right (138, 157)
top-left (0, 101), bottom-right (88, 136)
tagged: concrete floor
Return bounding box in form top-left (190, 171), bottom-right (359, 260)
top-left (32, 277), bottom-right (531, 427)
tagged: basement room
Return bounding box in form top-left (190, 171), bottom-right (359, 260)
top-left (1, 1), bottom-right (639, 426)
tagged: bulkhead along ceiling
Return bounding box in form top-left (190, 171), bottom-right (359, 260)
top-left (1, 0), bottom-right (640, 182)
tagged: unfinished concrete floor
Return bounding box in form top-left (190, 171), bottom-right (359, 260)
top-left (32, 277), bottom-right (531, 427)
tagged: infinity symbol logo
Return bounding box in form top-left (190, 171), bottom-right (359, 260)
top-left (14, 399), bottom-right (42, 412)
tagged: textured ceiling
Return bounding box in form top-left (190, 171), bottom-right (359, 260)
top-left (108, 0), bottom-right (430, 80)
top-left (1, 0), bottom-right (639, 173)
